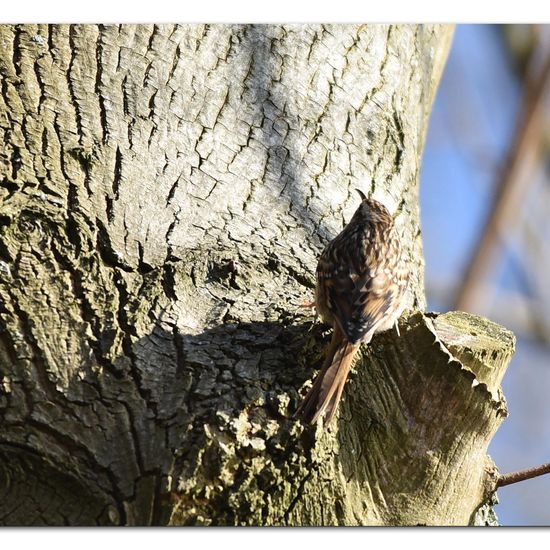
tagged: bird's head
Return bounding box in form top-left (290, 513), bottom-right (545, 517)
top-left (355, 189), bottom-right (393, 225)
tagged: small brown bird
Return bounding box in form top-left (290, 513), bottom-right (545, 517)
top-left (296, 190), bottom-right (409, 426)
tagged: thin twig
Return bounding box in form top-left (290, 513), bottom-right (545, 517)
top-left (497, 462), bottom-right (550, 488)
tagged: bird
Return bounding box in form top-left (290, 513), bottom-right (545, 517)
top-left (295, 190), bottom-right (409, 426)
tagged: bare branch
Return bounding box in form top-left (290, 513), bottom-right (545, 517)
top-left (497, 462), bottom-right (550, 488)
top-left (454, 36), bottom-right (550, 312)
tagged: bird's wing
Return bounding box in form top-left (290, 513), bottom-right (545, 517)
top-left (317, 249), bottom-right (396, 345)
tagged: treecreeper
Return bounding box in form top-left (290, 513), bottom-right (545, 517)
top-left (296, 190), bottom-right (410, 426)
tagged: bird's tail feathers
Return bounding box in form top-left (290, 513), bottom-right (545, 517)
top-left (295, 338), bottom-right (358, 426)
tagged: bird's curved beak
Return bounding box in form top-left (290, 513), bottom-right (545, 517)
top-left (356, 188), bottom-right (367, 201)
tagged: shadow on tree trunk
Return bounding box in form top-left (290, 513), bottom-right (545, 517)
top-left (1, 307), bottom-right (512, 526)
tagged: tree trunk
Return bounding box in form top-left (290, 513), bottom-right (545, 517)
top-left (0, 23), bottom-right (513, 526)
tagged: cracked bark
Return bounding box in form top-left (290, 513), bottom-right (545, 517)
top-left (0, 23), bottom-right (514, 526)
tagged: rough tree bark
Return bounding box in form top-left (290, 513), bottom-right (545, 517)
top-left (0, 23), bottom-right (514, 526)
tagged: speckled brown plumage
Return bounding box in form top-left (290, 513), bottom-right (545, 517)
top-left (296, 191), bottom-right (409, 426)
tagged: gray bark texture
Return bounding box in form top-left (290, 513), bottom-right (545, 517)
top-left (0, 23), bottom-right (515, 526)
